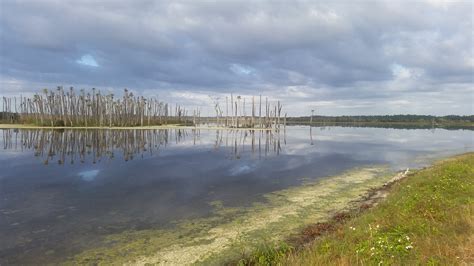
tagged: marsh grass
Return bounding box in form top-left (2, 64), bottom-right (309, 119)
top-left (237, 241), bottom-right (293, 266)
top-left (241, 153), bottom-right (473, 265)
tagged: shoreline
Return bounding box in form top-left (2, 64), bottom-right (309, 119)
top-left (0, 123), bottom-right (278, 131)
top-left (285, 168), bottom-right (411, 249)
top-left (1, 122), bottom-right (472, 131)
top-left (242, 152), bottom-right (473, 265)
top-left (71, 165), bottom-right (398, 265)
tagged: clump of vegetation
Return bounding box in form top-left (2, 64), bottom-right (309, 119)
top-left (238, 153), bottom-right (473, 265)
top-left (238, 241), bottom-right (293, 266)
top-left (353, 225), bottom-right (414, 263)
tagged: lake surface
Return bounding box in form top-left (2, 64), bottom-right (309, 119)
top-left (0, 126), bottom-right (472, 264)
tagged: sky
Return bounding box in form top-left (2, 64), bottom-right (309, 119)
top-left (0, 0), bottom-right (473, 116)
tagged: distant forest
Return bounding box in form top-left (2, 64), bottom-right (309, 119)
top-left (288, 114), bottom-right (473, 123)
top-left (287, 115), bottom-right (474, 129)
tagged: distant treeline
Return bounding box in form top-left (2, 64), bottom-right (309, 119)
top-left (288, 115), bottom-right (474, 126)
top-left (308, 123), bottom-right (473, 131)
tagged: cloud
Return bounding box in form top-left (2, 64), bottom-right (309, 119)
top-left (0, 0), bottom-right (472, 115)
top-left (76, 54), bottom-right (99, 67)
top-left (391, 64), bottom-right (415, 80)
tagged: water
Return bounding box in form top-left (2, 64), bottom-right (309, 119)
top-left (0, 126), bottom-right (472, 264)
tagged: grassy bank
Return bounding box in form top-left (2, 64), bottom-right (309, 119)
top-left (242, 153), bottom-right (473, 265)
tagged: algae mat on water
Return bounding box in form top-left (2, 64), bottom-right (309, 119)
top-left (71, 166), bottom-right (393, 265)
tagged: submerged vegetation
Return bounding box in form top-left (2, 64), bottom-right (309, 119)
top-left (239, 153), bottom-right (474, 265)
top-left (69, 167), bottom-right (393, 265)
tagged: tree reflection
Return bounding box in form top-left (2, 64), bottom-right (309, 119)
top-left (1, 128), bottom-right (285, 164)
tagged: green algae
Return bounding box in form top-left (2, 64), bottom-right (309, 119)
top-left (70, 165), bottom-right (394, 265)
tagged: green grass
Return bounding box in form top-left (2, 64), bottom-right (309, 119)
top-left (241, 153), bottom-right (474, 265)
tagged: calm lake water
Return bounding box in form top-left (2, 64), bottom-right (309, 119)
top-left (0, 126), bottom-right (472, 264)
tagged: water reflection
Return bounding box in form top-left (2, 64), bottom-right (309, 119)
top-left (216, 130), bottom-right (284, 159)
top-left (1, 129), bottom-right (286, 164)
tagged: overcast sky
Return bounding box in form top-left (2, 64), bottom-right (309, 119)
top-left (0, 0), bottom-right (472, 116)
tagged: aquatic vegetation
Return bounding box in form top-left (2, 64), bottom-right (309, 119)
top-left (71, 166), bottom-right (393, 265)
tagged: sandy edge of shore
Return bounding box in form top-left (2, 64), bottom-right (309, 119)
top-left (0, 123), bottom-right (279, 131)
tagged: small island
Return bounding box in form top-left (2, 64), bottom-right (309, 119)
top-left (1, 87), bottom-right (287, 130)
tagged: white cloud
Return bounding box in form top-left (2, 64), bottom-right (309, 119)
top-left (76, 54), bottom-right (99, 67)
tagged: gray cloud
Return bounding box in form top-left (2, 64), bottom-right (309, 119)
top-left (0, 0), bottom-right (472, 115)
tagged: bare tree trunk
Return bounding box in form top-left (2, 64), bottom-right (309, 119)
top-left (259, 95), bottom-right (262, 128)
